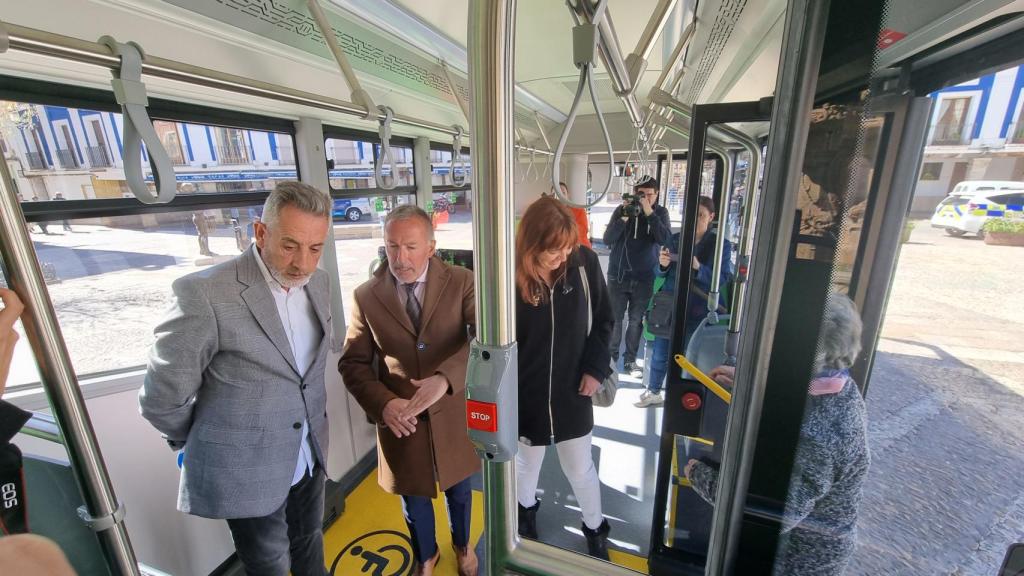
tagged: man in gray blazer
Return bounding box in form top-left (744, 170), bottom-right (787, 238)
top-left (140, 181), bottom-right (333, 576)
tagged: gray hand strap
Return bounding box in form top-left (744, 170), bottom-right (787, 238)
top-left (375, 105), bottom-right (397, 190)
top-left (99, 36), bottom-right (176, 204)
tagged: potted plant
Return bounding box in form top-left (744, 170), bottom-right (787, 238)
top-left (982, 217), bottom-right (1024, 246)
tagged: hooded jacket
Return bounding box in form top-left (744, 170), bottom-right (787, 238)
top-left (516, 246), bottom-right (614, 446)
top-left (602, 203), bottom-right (672, 282)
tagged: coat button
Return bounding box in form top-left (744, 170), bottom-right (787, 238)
top-left (301, 384), bottom-right (307, 390)
top-left (293, 422), bottom-right (301, 429)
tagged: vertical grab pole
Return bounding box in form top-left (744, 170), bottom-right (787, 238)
top-left (0, 150), bottom-right (139, 574)
top-left (468, 0), bottom-right (518, 573)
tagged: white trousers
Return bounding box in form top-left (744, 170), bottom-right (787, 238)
top-left (516, 433), bottom-right (604, 530)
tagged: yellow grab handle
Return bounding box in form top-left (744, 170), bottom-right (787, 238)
top-left (674, 354), bottom-right (732, 404)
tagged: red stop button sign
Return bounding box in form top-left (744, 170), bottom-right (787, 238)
top-left (467, 400), bottom-right (498, 432)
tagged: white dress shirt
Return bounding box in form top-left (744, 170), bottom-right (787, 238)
top-left (394, 262), bottom-right (429, 309)
top-left (254, 249), bottom-right (321, 485)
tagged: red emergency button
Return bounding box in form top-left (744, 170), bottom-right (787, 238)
top-left (466, 400), bottom-right (498, 433)
top-left (682, 393), bottom-right (702, 411)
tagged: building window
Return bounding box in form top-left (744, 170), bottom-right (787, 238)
top-left (920, 162), bottom-right (942, 181)
top-left (215, 127), bottom-right (250, 165)
top-left (931, 97), bottom-right (971, 145)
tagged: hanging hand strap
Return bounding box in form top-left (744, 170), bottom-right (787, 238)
top-left (98, 36), bottom-right (176, 204)
top-left (375, 105), bottom-right (397, 190)
top-left (451, 125), bottom-right (467, 186)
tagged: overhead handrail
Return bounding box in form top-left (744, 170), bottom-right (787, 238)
top-left (625, 0), bottom-right (678, 88)
top-left (98, 36), bottom-right (176, 205)
top-left (2, 22), bottom-right (468, 139)
top-left (374, 105), bottom-right (398, 189)
top-left (441, 59), bottom-right (472, 123)
top-left (551, 0), bottom-right (615, 209)
top-left (450, 125), bottom-right (467, 186)
top-left (306, 0), bottom-right (377, 119)
top-left (567, 0), bottom-right (645, 128)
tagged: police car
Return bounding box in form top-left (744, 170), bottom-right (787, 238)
top-left (930, 181), bottom-right (1024, 237)
top-left (332, 198), bottom-right (372, 222)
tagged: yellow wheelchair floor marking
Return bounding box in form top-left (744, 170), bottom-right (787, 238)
top-left (323, 468), bottom-right (483, 575)
top-left (325, 467), bottom-right (649, 574)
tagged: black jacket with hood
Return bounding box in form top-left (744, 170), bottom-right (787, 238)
top-left (517, 246), bottom-right (614, 446)
top-left (602, 203), bottom-right (672, 282)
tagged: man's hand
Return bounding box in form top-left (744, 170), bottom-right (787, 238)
top-left (578, 373), bottom-right (600, 397)
top-left (0, 289), bottom-right (25, 394)
top-left (659, 247), bottom-right (672, 268)
top-left (709, 365), bottom-right (735, 388)
top-left (692, 256), bottom-right (701, 271)
top-left (383, 398), bottom-right (418, 438)
top-left (401, 373), bottom-right (450, 420)
top-left (639, 195), bottom-right (654, 216)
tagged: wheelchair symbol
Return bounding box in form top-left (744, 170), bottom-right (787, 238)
top-left (330, 530), bottom-right (413, 576)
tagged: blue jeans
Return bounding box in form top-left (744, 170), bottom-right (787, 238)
top-left (645, 336), bottom-right (671, 394)
top-left (401, 475), bottom-right (473, 562)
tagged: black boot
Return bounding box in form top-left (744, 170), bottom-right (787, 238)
top-left (518, 500), bottom-right (540, 539)
top-left (582, 519), bottom-right (610, 560)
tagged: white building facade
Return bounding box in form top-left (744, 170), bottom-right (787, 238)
top-left (912, 64), bottom-right (1024, 215)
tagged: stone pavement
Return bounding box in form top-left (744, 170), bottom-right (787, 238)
top-left (847, 223), bottom-right (1024, 576)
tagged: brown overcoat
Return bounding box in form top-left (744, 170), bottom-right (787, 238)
top-left (339, 256), bottom-right (480, 497)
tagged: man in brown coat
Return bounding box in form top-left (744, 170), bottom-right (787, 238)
top-left (339, 205), bottom-right (479, 576)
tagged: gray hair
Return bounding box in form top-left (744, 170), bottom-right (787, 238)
top-left (261, 181), bottom-right (331, 228)
top-left (815, 293), bottom-right (863, 372)
top-left (384, 204), bottom-right (434, 241)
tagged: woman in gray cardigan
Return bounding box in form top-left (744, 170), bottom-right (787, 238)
top-left (685, 293), bottom-right (870, 576)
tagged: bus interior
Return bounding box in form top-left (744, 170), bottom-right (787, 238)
top-left (2, 0), bottom-right (1024, 574)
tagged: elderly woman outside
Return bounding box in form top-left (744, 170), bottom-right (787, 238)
top-left (684, 293), bottom-right (870, 576)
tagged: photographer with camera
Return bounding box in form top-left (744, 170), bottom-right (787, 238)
top-left (602, 178), bottom-right (671, 378)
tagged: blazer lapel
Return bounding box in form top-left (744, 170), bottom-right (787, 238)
top-left (418, 257), bottom-right (451, 333)
top-left (237, 247), bottom-right (301, 375)
top-left (370, 268), bottom-right (417, 336)
top-left (308, 273), bottom-right (331, 340)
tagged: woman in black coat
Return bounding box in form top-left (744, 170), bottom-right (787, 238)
top-left (514, 197), bottom-right (615, 559)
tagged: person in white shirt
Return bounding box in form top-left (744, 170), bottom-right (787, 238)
top-left (141, 182), bottom-right (333, 576)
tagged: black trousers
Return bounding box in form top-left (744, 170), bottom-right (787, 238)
top-left (401, 475), bottom-right (473, 563)
top-left (226, 464), bottom-right (327, 576)
top-left (607, 276), bottom-right (654, 365)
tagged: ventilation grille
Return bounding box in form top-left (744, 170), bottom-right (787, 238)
top-left (166, 0), bottom-right (467, 104)
top-left (681, 0), bottom-right (748, 103)
top-left (165, 0), bottom-right (552, 137)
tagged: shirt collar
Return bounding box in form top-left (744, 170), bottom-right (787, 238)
top-left (392, 260), bottom-right (429, 287)
top-left (254, 246), bottom-right (292, 292)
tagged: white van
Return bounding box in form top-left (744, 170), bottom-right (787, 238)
top-left (930, 180), bottom-right (1024, 237)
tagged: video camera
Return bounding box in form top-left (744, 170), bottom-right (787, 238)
top-left (621, 192), bottom-right (642, 218)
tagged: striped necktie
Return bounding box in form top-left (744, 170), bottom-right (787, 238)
top-left (404, 282), bottom-right (421, 332)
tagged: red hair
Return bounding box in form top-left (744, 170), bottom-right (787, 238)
top-left (516, 196), bottom-right (579, 304)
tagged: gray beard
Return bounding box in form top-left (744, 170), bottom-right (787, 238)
top-left (269, 266), bottom-right (311, 289)
top-left (258, 249), bottom-right (311, 289)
